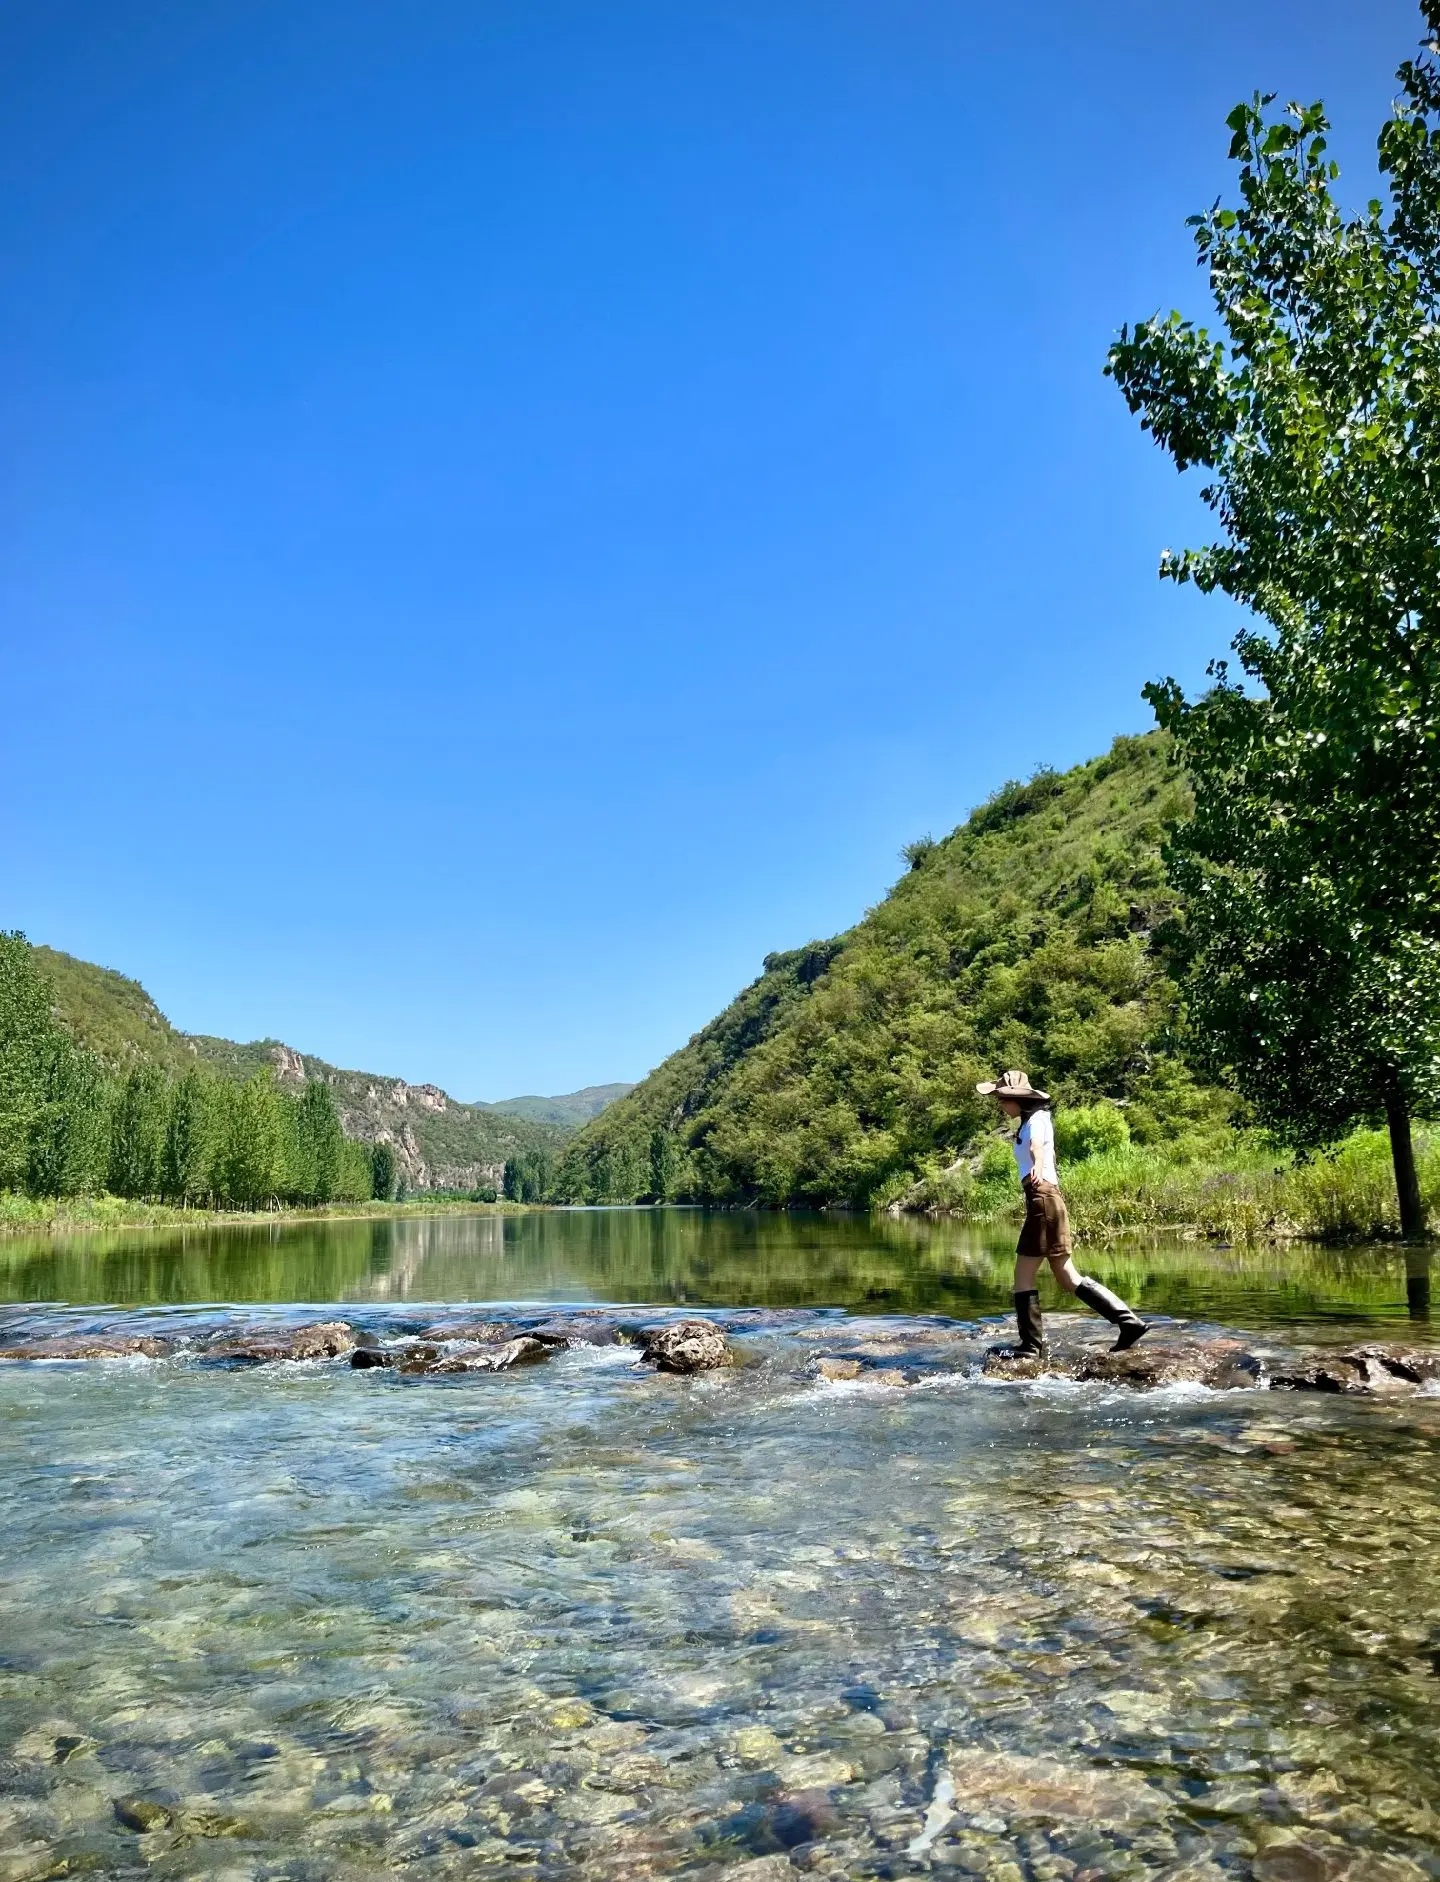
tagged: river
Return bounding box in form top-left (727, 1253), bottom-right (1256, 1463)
top-left (0, 1208), bottom-right (1437, 1881)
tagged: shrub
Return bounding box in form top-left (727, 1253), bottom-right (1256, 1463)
top-left (1055, 1104), bottom-right (1131, 1165)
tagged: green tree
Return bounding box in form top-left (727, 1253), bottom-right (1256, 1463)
top-left (0, 931), bottom-right (67, 1189)
top-left (1107, 5), bottom-right (1440, 1236)
top-left (162, 1069), bottom-right (214, 1203)
top-left (26, 1042), bottom-right (108, 1198)
top-left (370, 1140), bottom-right (397, 1201)
top-left (214, 1070), bottom-right (286, 1208)
top-left (648, 1126), bottom-right (682, 1202)
top-left (107, 1063), bottom-right (168, 1199)
top-left (503, 1148), bottom-right (553, 1202)
top-left (295, 1079), bottom-right (345, 1205)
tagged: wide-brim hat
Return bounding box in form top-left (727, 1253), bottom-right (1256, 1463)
top-left (976, 1069), bottom-right (1049, 1103)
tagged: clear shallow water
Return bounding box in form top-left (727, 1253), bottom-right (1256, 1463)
top-left (1, 1211), bottom-right (1438, 1882)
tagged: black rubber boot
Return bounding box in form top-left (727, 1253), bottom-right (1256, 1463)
top-left (1075, 1277), bottom-right (1148, 1351)
top-left (990, 1289), bottom-right (1045, 1358)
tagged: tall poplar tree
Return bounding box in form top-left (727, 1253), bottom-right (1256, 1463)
top-left (1108, 3), bottom-right (1440, 1235)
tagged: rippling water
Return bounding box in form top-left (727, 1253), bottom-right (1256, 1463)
top-left (0, 1210), bottom-right (1437, 1881)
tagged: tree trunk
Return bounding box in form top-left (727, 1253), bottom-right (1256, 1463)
top-left (1383, 1079), bottom-right (1426, 1241)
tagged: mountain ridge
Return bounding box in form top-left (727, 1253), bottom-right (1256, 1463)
top-left (555, 732), bottom-right (1229, 1206)
top-left (30, 947), bottom-right (624, 1193)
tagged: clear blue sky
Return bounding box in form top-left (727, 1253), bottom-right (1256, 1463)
top-left (0, 0), bottom-right (1418, 1099)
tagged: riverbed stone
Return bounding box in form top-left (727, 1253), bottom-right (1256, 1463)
top-left (113, 1794), bottom-right (176, 1832)
top-left (417, 1320), bottom-right (513, 1345)
top-left (983, 1339), bottom-right (1263, 1390)
top-left (946, 1750), bottom-right (1169, 1826)
top-left (0, 1334), bottom-right (173, 1361)
top-left (398, 1337), bottom-right (551, 1375)
top-left (522, 1318), bottom-right (622, 1347)
top-left (1269, 1347), bottom-right (1440, 1395)
top-left (203, 1321), bottom-right (359, 1364)
top-left (639, 1319), bottom-right (731, 1373)
top-left (813, 1357), bottom-right (865, 1382)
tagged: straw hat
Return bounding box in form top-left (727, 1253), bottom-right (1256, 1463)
top-left (975, 1069), bottom-right (1050, 1103)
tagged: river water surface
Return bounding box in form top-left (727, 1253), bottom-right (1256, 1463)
top-left (1, 1209), bottom-right (1438, 1882)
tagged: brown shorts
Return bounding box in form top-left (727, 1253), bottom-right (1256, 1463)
top-left (1016, 1180), bottom-right (1072, 1259)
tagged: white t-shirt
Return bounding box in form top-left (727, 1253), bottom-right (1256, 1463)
top-left (1013, 1109), bottom-right (1058, 1185)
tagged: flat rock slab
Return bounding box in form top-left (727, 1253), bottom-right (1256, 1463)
top-left (354, 1336), bottom-right (551, 1375)
top-left (1270, 1346), bottom-right (1440, 1394)
top-left (639, 1318), bottom-right (731, 1373)
top-left (0, 1334), bottom-right (174, 1362)
top-left (417, 1320), bottom-right (514, 1346)
top-left (811, 1355), bottom-right (915, 1386)
top-left (984, 1339), bottom-right (1262, 1390)
top-left (521, 1318), bottom-right (622, 1347)
top-left (203, 1322), bottom-right (360, 1364)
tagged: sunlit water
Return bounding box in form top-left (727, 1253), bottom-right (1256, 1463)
top-left (1, 1209), bottom-right (1438, 1881)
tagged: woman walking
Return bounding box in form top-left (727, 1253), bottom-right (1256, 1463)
top-left (977, 1070), bottom-right (1147, 1356)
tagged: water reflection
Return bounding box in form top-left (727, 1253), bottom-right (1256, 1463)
top-left (0, 1206), bottom-right (1435, 1330)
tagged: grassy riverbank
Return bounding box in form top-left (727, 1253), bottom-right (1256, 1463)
top-left (905, 1127), bottom-right (1440, 1242)
top-left (0, 1192), bottom-right (531, 1240)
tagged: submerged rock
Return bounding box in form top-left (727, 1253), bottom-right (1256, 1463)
top-left (946, 1749), bottom-right (1169, 1826)
top-left (203, 1321), bottom-right (360, 1364)
top-left (0, 1334), bottom-right (173, 1361)
top-left (639, 1318), bottom-right (731, 1373)
top-left (113, 1795), bottom-right (176, 1833)
top-left (813, 1357), bottom-right (866, 1382)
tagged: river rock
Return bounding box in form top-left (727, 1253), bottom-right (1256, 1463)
top-left (203, 1321), bottom-right (359, 1364)
top-left (1269, 1346), bottom-right (1440, 1395)
top-left (522, 1317), bottom-right (622, 1347)
top-left (639, 1318), bottom-right (732, 1373)
top-left (417, 1320), bottom-right (513, 1345)
top-left (113, 1795), bottom-right (176, 1832)
top-left (984, 1338), bottom-right (1263, 1390)
top-left (0, 1334), bottom-right (173, 1361)
top-left (813, 1357), bottom-right (866, 1381)
top-left (396, 1336), bottom-right (551, 1375)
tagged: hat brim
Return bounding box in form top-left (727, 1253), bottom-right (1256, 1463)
top-left (976, 1081), bottom-right (1050, 1102)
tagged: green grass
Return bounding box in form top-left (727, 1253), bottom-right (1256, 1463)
top-left (903, 1127), bottom-right (1440, 1243)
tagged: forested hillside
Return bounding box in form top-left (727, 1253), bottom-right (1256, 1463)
top-left (26, 948), bottom-right (568, 1195)
top-left (557, 733), bottom-right (1231, 1206)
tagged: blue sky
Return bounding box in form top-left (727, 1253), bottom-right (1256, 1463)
top-left (0, 0), bottom-right (1418, 1099)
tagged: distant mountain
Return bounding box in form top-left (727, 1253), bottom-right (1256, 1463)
top-left (33, 946), bottom-right (570, 1194)
top-left (484, 1084), bottom-right (634, 1127)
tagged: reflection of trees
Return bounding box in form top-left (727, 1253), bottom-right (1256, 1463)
top-left (0, 1207), bottom-right (1429, 1323)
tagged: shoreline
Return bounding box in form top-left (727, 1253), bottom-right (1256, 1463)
top-left (0, 1194), bottom-right (536, 1241)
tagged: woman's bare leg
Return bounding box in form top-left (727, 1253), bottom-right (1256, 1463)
top-left (1048, 1255), bottom-right (1081, 1294)
top-left (1013, 1254), bottom-right (1044, 1294)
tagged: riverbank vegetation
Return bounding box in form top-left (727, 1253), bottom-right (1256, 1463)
top-left (2, 933), bottom-right (378, 1210)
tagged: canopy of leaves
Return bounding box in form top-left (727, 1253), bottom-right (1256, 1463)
top-left (1107, 4), bottom-right (1440, 1148)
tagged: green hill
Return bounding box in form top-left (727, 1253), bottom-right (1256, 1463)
top-left (486, 1084), bottom-right (635, 1127)
top-left (556, 733), bottom-right (1232, 1207)
top-left (32, 948), bottom-right (567, 1193)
